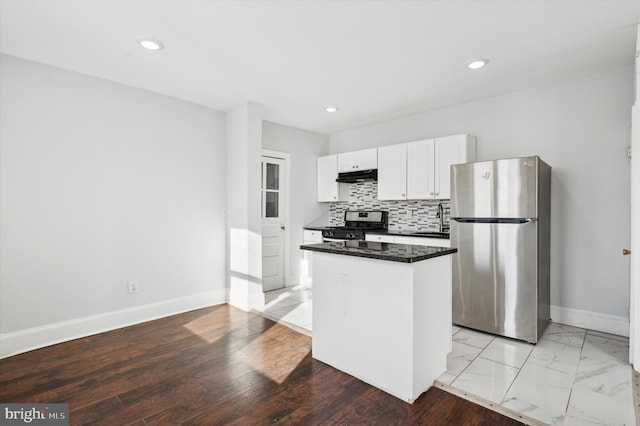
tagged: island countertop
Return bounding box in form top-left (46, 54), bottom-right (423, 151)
top-left (300, 240), bottom-right (457, 263)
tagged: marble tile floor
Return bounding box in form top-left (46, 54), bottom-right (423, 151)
top-left (259, 287), bottom-right (636, 425)
top-left (440, 323), bottom-right (636, 425)
top-left (257, 285), bottom-right (313, 333)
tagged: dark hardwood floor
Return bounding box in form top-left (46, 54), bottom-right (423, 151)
top-left (0, 305), bottom-right (524, 425)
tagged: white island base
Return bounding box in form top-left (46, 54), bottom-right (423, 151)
top-left (311, 251), bottom-right (452, 403)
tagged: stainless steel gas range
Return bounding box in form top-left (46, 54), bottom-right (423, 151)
top-left (320, 211), bottom-right (388, 242)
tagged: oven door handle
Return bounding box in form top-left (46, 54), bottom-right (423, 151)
top-left (323, 238), bottom-right (348, 242)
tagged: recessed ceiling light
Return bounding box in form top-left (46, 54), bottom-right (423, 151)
top-left (325, 106), bottom-right (339, 113)
top-left (138, 38), bottom-right (164, 51)
top-left (467, 59), bottom-right (488, 69)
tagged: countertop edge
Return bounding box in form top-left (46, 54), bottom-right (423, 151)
top-left (300, 243), bottom-right (457, 263)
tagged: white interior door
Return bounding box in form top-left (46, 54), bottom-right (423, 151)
top-left (261, 156), bottom-right (286, 292)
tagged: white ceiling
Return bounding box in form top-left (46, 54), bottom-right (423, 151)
top-left (1, 0), bottom-right (639, 134)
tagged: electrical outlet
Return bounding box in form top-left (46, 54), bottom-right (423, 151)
top-left (127, 282), bottom-right (139, 294)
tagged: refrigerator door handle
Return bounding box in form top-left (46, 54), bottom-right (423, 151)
top-left (451, 217), bottom-right (537, 224)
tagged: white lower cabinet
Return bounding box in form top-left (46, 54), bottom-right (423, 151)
top-left (302, 229), bottom-right (323, 284)
top-left (303, 230), bottom-right (323, 244)
top-left (394, 236), bottom-right (450, 248)
top-left (365, 234), bottom-right (450, 248)
top-left (365, 234), bottom-right (396, 243)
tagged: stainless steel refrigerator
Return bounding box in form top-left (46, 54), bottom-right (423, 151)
top-left (450, 156), bottom-right (551, 343)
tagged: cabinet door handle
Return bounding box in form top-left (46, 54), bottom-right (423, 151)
top-left (401, 194), bottom-right (405, 197)
top-left (430, 192), bottom-right (434, 196)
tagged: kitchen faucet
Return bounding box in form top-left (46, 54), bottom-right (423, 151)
top-left (436, 203), bottom-right (444, 233)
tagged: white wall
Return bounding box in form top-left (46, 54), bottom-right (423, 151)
top-left (262, 121), bottom-right (330, 284)
top-left (331, 67), bottom-right (633, 325)
top-left (0, 55), bottom-right (227, 355)
top-left (226, 102), bottom-right (264, 310)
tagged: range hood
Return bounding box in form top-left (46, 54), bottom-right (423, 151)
top-left (336, 169), bottom-right (378, 183)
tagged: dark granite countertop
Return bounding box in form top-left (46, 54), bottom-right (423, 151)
top-left (303, 226), bottom-right (332, 231)
top-left (300, 240), bottom-right (457, 263)
top-left (365, 230), bottom-right (450, 240)
top-left (304, 226), bottom-right (450, 240)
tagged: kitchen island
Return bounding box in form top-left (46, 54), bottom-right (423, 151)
top-left (299, 240), bottom-right (457, 403)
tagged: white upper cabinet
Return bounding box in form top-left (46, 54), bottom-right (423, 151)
top-left (317, 154), bottom-right (348, 202)
top-left (434, 134), bottom-right (476, 199)
top-left (320, 134), bottom-right (475, 202)
top-left (337, 148), bottom-right (377, 172)
top-left (377, 144), bottom-right (408, 200)
top-left (407, 139), bottom-right (435, 200)
top-left (407, 135), bottom-right (476, 200)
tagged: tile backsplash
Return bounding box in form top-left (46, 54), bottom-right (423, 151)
top-left (329, 182), bottom-right (450, 232)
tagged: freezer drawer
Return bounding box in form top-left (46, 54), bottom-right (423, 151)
top-left (452, 220), bottom-right (541, 343)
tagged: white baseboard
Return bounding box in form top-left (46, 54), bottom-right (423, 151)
top-left (0, 289), bottom-right (228, 359)
top-left (551, 304), bottom-right (629, 337)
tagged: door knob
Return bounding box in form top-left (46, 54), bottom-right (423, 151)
top-left (623, 249), bottom-right (631, 255)
top-left (280, 226), bottom-right (285, 231)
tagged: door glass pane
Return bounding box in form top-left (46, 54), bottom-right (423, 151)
top-left (266, 191), bottom-right (279, 217)
top-left (266, 163), bottom-right (279, 190)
